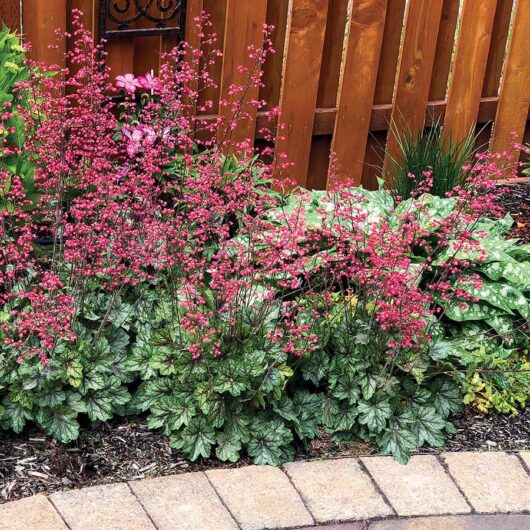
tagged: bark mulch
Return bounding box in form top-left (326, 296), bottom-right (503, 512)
top-left (498, 182), bottom-right (530, 243)
top-left (1, 407), bottom-right (528, 504)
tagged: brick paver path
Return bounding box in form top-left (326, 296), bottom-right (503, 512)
top-left (1, 451), bottom-right (529, 529)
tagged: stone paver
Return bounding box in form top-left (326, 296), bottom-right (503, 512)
top-left (442, 452), bottom-right (530, 513)
top-left (0, 494), bottom-right (67, 530)
top-left (51, 483), bottom-right (154, 530)
top-left (368, 514), bottom-right (530, 529)
top-left (284, 458), bottom-right (393, 522)
top-left (361, 455), bottom-right (470, 517)
top-left (206, 465), bottom-right (314, 530)
top-left (130, 471), bottom-right (238, 530)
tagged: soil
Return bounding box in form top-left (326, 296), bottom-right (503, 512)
top-left (1, 407), bottom-right (529, 504)
top-left (498, 182), bottom-right (530, 243)
top-left (1, 183), bottom-right (528, 504)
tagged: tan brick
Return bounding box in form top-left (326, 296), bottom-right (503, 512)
top-left (130, 472), bottom-right (238, 530)
top-left (369, 514), bottom-right (530, 529)
top-left (443, 451), bottom-right (530, 513)
top-left (361, 455), bottom-right (470, 516)
top-left (283, 458), bottom-right (393, 522)
top-left (207, 465), bottom-right (314, 530)
top-left (51, 483), bottom-right (154, 530)
top-left (0, 495), bottom-right (67, 530)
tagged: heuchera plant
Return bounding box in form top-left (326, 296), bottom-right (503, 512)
top-left (0, 12), bottom-right (528, 463)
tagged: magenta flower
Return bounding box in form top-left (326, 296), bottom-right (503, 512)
top-left (137, 70), bottom-right (162, 94)
top-left (116, 73), bottom-right (141, 94)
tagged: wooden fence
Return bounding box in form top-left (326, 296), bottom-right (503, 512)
top-left (2, 0), bottom-right (529, 189)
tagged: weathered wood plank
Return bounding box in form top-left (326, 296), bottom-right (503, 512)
top-left (0, 0), bottom-right (21, 30)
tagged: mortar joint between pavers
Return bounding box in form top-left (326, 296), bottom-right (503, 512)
top-left (514, 452), bottom-right (530, 476)
top-left (47, 495), bottom-right (73, 530)
top-left (126, 481), bottom-right (160, 530)
top-left (436, 454), bottom-right (476, 514)
top-left (203, 471), bottom-right (243, 530)
top-left (280, 465), bottom-right (317, 525)
top-left (357, 458), bottom-right (398, 517)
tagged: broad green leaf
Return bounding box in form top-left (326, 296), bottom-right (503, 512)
top-left (407, 405), bottom-right (446, 446)
top-left (215, 432), bottom-right (242, 463)
top-left (429, 378), bottom-right (462, 417)
top-left (481, 261), bottom-right (530, 291)
top-left (379, 420), bottom-right (417, 464)
top-left (36, 406), bottom-right (79, 443)
top-left (2, 400), bottom-right (32, 432)
top-left (170, 417), bottom-right (216, 461)
top-left (357, 399), bottom-right (392, 433)
top-left (247, 419), bottom-right (293, 465)
top-left (147, 395), bottom-right (195, 434)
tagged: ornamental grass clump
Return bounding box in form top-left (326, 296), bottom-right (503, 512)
top-left (0, 12), bottom-right (528, 464)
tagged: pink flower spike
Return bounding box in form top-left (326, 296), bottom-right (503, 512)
top-left (116, 73), bottom-right (140, 94)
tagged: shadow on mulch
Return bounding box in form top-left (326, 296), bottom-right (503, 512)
top-left (1, 407), bottom-right (528, 504)
top-left (498, 182), bottom-right (530, 243)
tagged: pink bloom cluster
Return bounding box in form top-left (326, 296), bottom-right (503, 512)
top-left (0, 10), bottom-right (516, 369)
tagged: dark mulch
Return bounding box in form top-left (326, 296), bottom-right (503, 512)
top-left (1, 407), bottom-right (528, 503)
top-left (498, 182), bottom-right (530, 243)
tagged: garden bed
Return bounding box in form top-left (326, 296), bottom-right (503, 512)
top-left (1, 407), bottom-right (528, 503)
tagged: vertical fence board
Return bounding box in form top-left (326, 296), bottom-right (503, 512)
top-left (330, 0), bottom-right (387, 186)
top-left (105, 2), bottom-right (135, 79)
top-left (316, 0), bottom-right (348, 108)
top-left (429, 0), bottom-right (459, 101)
top-left (362, 0), bottom-right (406, 189)
top-left (275, 0), bottom-right (329, 187)
top-left (1, 0), bottom-right (21, 30)
top-left (383, 0), bottom-right (444, 171)
top-left (308, 0), bottom-right (348, 190)
top-left (373, 0), bottom-right (406, 105)
top-left (260, 0), bottom-right (289, 110)
top-left (218, 0), bottom-right (267, 146)
top-left (183, 0), bottom-right (204, 122)
top-left (23, 0), bottom-right (67, 66)
top-left (198, 0), bottom-right (227, 114)
top-left (442, 0), bottom-right (497, 143)
top-left (491, 0), bottom-right (530, 162)
top-left (482, 0), bottom-right (514, 97)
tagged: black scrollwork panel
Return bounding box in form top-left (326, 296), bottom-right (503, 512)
top-left (99, 0), bottom-right (186, 40)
